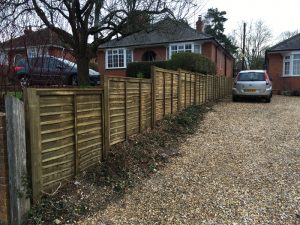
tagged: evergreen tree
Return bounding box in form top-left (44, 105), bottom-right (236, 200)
top-left (204, 8), bottom-right (237, 55)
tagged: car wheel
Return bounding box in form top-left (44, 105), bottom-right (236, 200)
top-left (266, 96), bottom-right (271, 103)
top-left (19, 75), bottom-right (30, 87)
top-left (71, 75), bottom-right (78, 86)
top-left (232, 95), bottom-right (238, 102)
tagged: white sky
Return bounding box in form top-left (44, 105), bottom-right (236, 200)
top-left (193, 0), bottom-right (300, 43)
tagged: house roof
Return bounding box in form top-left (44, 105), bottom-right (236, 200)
top-left (267, 33), bottom-right (300, 52)
top-left (99, 18), bottom-right (213, 49)
top-left (3, 28), bottom-right (65, 49)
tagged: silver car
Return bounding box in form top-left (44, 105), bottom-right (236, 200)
top-left (232, 70), bottom-right (272, 102)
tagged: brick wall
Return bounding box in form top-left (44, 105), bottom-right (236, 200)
top-left (133, 46), bottom-right (167, 62)
top-left (0, 113), bottom-right (9, 225)
top-left (267, 53), bottom-right (300, 93)
top-left (97, 51), bottom-right (127, 77)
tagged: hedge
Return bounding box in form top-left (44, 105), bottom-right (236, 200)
top-left (126, 52), bottom-right (216, 78)
top-left (126, 61), bottom-right (168, 78)
top-left (167, 52), bottom-right (216, 75)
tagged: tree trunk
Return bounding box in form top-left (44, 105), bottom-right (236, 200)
top-left (76, 56), bottom-right (90, 85)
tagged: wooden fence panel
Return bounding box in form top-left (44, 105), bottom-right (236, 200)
top-left (154, 68), bottom-right (180, 120)
top-left (109, 79), bottom-right (126, 145)
top-left (25, 88), bottom-right (104, 201)
top-left (108, 77), bottom-right (152, 145)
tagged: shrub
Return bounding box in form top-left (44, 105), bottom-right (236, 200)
top-left (282, 89), bottom-right (300, 96)
top-left (89, 61), bottom-right (99, 72)
top-left (167, 52), bottom-right (216, 75)
top-left (126, 61), bottom-right (168, 78)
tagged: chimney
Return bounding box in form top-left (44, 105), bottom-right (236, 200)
top-left (24, 26), bottom-right (33, 35)
top-left (196, 16), bottom-right (204, 32)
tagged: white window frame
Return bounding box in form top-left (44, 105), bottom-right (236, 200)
top-left (283, 51), bottom-right (300, 76)
top-left (105, 48), bottom-right (133, 69)
top-left (168, 42), bottom-right (201, 59)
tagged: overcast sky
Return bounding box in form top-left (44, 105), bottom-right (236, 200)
top-left (193, 0), bottom-right (300, 43)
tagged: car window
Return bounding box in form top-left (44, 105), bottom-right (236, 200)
top-left (239, 72), bottom-right (265, 81)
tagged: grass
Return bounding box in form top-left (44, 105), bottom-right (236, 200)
top-left (26, 102), bottom-right (215, 224)
top-left (6, 91), bottom-right (23, 99)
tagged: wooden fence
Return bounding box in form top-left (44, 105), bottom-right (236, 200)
top-left (24, 89), bottom-right (104, 200)
top-left (24, 67), bottom-right (232, 201)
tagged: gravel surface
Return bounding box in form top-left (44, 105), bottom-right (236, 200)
top-left (79, 95), bottom-right (300, 225)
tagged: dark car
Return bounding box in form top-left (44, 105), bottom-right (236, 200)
top-left (14, 56), bottom-right (100, 86)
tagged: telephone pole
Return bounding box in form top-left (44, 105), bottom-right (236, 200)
top-left (242, 22), bottom-right (246, 70)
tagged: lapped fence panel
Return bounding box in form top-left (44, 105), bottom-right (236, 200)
top-left (25, 89), bottom-right (104, 200)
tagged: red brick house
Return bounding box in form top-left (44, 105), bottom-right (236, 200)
top-left (266, 33), bottom-right (300, 93)
top-left (97, 17), bottom-right (234, 78)
top-left (0, 27), bottom-right (74, 65)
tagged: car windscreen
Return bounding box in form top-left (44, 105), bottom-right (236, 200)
top-left (239, 72), bottom-right (265, 81)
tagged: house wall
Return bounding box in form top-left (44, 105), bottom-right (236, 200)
top-left (133, 46), bottom-right (167, 62)
top-left (0, 113), bottom-right (9, 225)
top-left (48, 47), bottom-right (75, 62)
top-left (97, 42), bottom-right (234, 78)
top-left (97, 46), bottom-right (167, 77)
top-left (267, 53), bottom-right (300, 93)
top-left (225, 56), bottom-right (233, 78)
top-left (6, 46), bottom-right (74, 65)
top-left (97, 51), bottom-right (127, 77)
top-left (202, 42), bottom-right (233, 78)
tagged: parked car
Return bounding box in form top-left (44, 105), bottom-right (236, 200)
top-left (14, 56), bottom-right (100, 86)
top-left (232, 70), bottom-right (272, 102)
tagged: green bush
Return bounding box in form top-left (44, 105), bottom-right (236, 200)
top-left (126, 52), bottom-right (216, 78)
top-left (126, 61), bottom-right (168, 78)
top-left (89, 61), bottom-right (99, 72)
top-left (167, 52), bottom-right (216, 75)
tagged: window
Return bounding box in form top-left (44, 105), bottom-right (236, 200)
top-left (293, 54), bottom-right (300, 75)
top-left (284, 56), bottom-right (290, 75)
top-left (0, 51), bottom-right (7, 64)
top-left (27, 47), bottom-right (48, 58)
top-left (169, 43), bottom-right (199, 59)
top-left (283, 53), bottom-right (300, 76)
top-left (106, 48), bottom-right (132, 69)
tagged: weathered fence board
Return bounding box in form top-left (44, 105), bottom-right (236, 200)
top-left (5, 96), bottom-right (30, 225)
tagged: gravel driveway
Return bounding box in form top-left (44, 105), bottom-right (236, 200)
top-left (80, 95), bottom-right (300, 225)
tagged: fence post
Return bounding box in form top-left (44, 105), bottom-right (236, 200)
top-left (194, 74), bottom-right (198, 105)
top-left (24, 88), bottom-right (42, 202)
top-left (177, 69), bottom-right (182, 111)
top-left (151, 66), bottom-right (156, 128)
top-left (171, 74), bottom-right (174, 114)
top-left (5, 96), bottom-right (30, 225)
top-left (73, 94), bottom-right (79, 174)
top-left (103, 76), bottom-right (110, 160)
top-left (139, 81), bottom-right (142, 133)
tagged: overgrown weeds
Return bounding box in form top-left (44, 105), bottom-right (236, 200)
top-left (27, 103), bottom-right (214, 225)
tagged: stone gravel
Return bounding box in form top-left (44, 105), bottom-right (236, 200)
top-left (79, 95), bottom-right (300, 225)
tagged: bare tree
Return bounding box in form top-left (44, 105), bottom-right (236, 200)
top-left (277, 30), bottom-right (299, 42)
top-left (231, 20), bottom-right (272, 70)
top-left (1, 0), bottom-right (198, 85)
